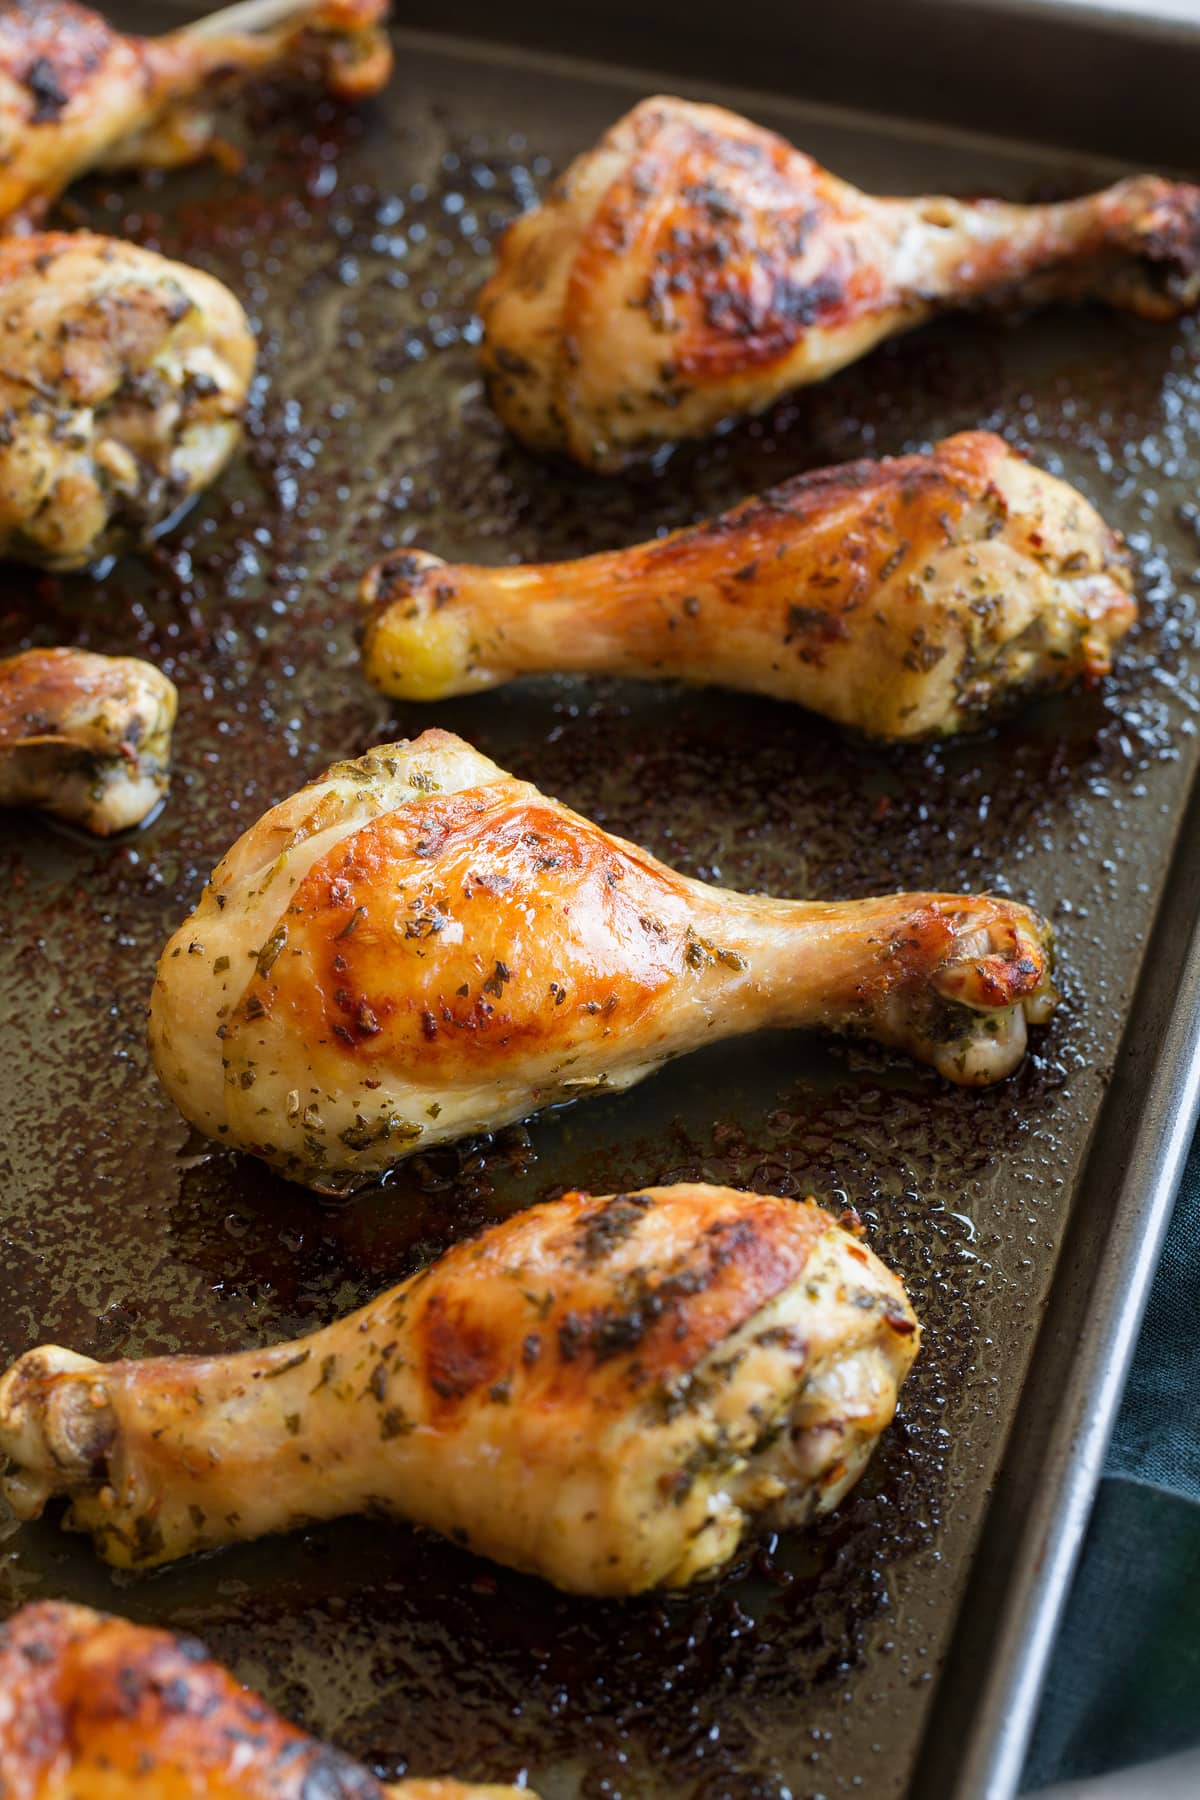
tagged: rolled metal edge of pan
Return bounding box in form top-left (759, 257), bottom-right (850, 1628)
top-left (915, 783), bottom-right (1200, 1798)
top-left (393, 0), bottom-right (1200, 166)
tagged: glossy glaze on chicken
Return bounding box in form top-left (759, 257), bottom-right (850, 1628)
top-left (362, 431), bottom-right (1135, 736)
top-left (0, 232), bottom-right (256, 568)
top-left (481, 95), bottom-right (1200, 467)
top-left (146, 730), bottom-right (1056, 1191)
top-left (0, 0), bottom-right (393, 228)
top-left (0, 1601), bottom-right (529, 1798)
top-left (0, 1184), bottom-right (919, 1591)
top-left (0, 647), bottom-right (176, 832)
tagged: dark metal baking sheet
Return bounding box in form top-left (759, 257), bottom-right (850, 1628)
top-left (3, 5), bottom-right (1200, 1798)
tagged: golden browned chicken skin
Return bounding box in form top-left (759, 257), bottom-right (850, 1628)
top-left (481, 96), bottom-right (1200, 467)
top-left (0, 231), bottom-right (256, 568)
top-left (146, 731), bottom-right (1056, 1192)
top-left (0, 646), bottom-right (177, 832)
top-left (0, 1185), bottom-right (920, 1590)
top-left (361, 431), bottom-right (1135, 736)
top-left (0, 0), bottom-right (392, 229)
top-left (0, 1601), bottom-right (529, 1798)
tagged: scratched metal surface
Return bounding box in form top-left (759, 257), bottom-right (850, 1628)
top-left (2, 14), bottom-right (1200, 1800)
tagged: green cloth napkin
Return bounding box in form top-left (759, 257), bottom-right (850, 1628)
top-left (1020, 1155), bottom-right (1200, 1789)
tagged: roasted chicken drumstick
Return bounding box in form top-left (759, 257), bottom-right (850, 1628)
top-left (0, 1184), bottom-right (920, 1590)
top-left (0, 231), bottom-right (255, 568)
top-left (0, 1602), bottom-right (528, 1799)
top-left (0, 0), bottom-right (392, 229)
top-left (481, 95), bottom-right (1200, 467)
top-left (362, 431), bottom-right (1134, 736)
top-left (147, 730), bottom-right (1055, 1191)
top-left (0, 647), bottom-right (176, 832)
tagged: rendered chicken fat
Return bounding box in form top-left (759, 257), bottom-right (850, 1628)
top-left (0, 233), bottom-right (256, 569)
top-left (147, 729), bottom-right (1056, 1192)
top-left (361, 432), bottom-right (1136, 737)
top-left (0, 1601), bottom-right (531, 1798)
top-left (0, 1185), bottom-right (920, 1592)
top-left (481, 95), bottom-right (1200, 466)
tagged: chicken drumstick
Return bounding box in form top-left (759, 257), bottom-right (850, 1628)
top-left (0, 647), bottom-right (177, 833)
top-left (361, 431), bottom-right (1134, 736)
top-left (147, 730), bottom-right (1055, 1192)
top-left (0, 1601), bottom-right (529, 1798)
top-left (0, 1184), bottom-right (920, 1591)
top-left (0, 0), bottom-right (392, 229)
top-left (481, 95), bottom-right (1200, 467)
top-left (0, 231), bottom-right (255, 568)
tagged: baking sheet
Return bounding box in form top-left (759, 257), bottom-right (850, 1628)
top-left (3, 9), bottom-right (1200, 1797)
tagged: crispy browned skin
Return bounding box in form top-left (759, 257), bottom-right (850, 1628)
top-left (0, 231), bottom-right (257, 569)
top-left (0, 0), bottom-right (392, 229)
top-left (144, 732), bottom-right (1056, 1192)
top-left (480, 95), bottom-right (1200, 467)
top-left (0, 1601), bottom-right (527, 1798)
top-left (0, 646), bottom-right (177, 832)
top-left (361, 431), bottom-right (1135, 735)
top-left (0, 1185), bottom-right (919, 1590)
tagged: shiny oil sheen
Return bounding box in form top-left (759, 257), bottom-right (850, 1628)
top-left (1, 15), bottom-right (1199, 1800)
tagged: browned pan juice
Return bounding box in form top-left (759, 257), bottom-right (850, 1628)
top-left (2, 25), bottom-right (1200, 1800)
